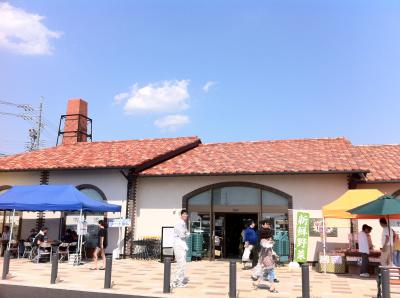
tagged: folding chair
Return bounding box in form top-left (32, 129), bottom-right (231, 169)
top-left (68, 242), bottom-right (78, 260)
top-left (22, 242), bottom-right (33, 259)
top-left (57, 242), bottom-right (69, 262)
top-left (8, 240), bottom-right (20, 258)
top-left (33, 242), bottom-right (51, 263)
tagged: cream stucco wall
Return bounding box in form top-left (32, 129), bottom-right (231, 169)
top-left (0, 171), bottom-right (41, 186)
top-left (50, 169), bottom-right (127, 253)
top-left (136, 174), bottom-right (350, 261)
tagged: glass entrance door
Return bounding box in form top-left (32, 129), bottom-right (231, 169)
top-left (214, 214), bottom-right (225, 259)
top-left (213, 213), bottom-right (258, 259)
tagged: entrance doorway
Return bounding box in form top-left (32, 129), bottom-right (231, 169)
top-left (214, 213), bottom-right (258, 259)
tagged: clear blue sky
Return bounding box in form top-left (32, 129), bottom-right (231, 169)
top-left (1, 1), bottom-right (400, 154)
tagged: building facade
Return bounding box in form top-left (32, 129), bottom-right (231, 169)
top-left (0, 99), bottom-right (399, 261)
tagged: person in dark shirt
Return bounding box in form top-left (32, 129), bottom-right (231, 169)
top-left (242, 220), bottom-right (258, 267)
top-left (71, 230), bottom-right (78, 242)
top-left (62, 229), bottom-right (73, 243)
top-left (28, 229), bottom-right (37, 243)
top-left (32, 227), bottom-right (48, 262)
top-left (90, 220), bottom-right (107, 270)
top-left (33, 227), bottom-right (48, 246)
top-left (258, 220), bottom-right (274, 241)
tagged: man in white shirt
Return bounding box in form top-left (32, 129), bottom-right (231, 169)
top-left (172, 210), bottom-right (190, 288)
top-left (1, 226), bottom-right (10, 241)
top-left (380, 218), bottom-right (393, 266)
top-left (358, 224), bottom-right (372, 277)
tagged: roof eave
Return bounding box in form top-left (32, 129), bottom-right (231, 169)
top-left (139, 169), bottom-right (369, 178)
top-left (358, 179), bottom-right (400, 184)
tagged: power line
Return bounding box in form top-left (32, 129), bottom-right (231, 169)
top-left (0, 111), bottom-right (33, 120)
top-left (0, 98), bottom-right (49, 152)
top-left (0, 100), bottom-right (33, 112)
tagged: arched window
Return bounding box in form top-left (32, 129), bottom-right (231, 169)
top-left (184, 182), bottom-right (291, 260)
top-left (64, 185), bottom-right (107, 249)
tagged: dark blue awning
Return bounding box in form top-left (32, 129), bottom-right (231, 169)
top-left (0, 185), bottom-right (121, 212)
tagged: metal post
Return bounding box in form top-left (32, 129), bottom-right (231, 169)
top-left (104, 255), bottom-right (113, 289)
top-left (301, 263), bottom-right (310, 298)
top-left (2, 250), bottom-right (10, 280)
top-left (229, 260), bottom-right (236, 298)
top-left (50, 252), bottom-right (59, 284)
top-left (7, 209), bottom-right (16, 250)
top-left (163, 257), bottom-right (171, 293)
top-left (382, 268), bottom-right (391, 298)
top-left (76, 208), bottom-right (83, 266)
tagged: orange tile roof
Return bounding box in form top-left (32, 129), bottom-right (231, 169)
top-left (0, 137), bottom-right (200, 171)
top-left (142, 137), bottom-right (368, 176)
top-left (356, 144), bottom-right (400, 182)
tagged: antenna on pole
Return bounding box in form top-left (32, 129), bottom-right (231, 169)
top-left (34, 96), bottom-right (44, 150)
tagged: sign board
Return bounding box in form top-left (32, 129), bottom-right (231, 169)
top-left (65, 214), bottom-right (103, 226)
top-left (161, 226), bottom-right (175, 262)
top-left (162, 226), bottom-right (175, 248)
top-left (77, 220), bottom-right (88, 236)
top-left (108, 218), bottom-right (131, 228)
top-left (295, 211), bottom-right (310, 263)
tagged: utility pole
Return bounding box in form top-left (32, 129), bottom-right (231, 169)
top-left (34, 97), bottom-right (44, 150)
top-left (0, 98), bottom-right (47, 152)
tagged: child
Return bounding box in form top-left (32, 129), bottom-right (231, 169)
top-left (251, 238), bottom-right (278, 293)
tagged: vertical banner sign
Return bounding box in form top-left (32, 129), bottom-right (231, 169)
top-left (295, 211), bottom-right (310, 263)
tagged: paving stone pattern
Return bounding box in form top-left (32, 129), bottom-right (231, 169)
top-left (0, 258), bottom-right (380, 298)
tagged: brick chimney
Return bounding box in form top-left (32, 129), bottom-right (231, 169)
top-left (62, 98), bottom-right (88, 145)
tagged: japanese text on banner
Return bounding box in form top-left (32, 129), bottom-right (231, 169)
top-left (295, 211), bottom-right (310, 263)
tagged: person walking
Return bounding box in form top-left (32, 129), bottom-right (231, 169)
top-left (254, 220), bottom-right (274, 265)
top-left (393, 231), bottom-right (400, 267)
top-left (242, 220), bottom-right (257, 268)
top-left (91, 220), bottom-right (107, 270)
top-left (358, 224), bottom-right (372, 277)
top-left (380, 218), bottom-right (394, 266)
top-left (172, 209), bottom-right (190, 288)
top-left (252, 238), bottom-right (278, 293)
top-left (256, 219), bottom-right (279, 282)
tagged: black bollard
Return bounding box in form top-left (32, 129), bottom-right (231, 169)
top-left (104, 255), bottom-right (113, 289)
top-left (381, 268), bottom-right (390, 298)
top-left (163, 257), bottom-right (171, 293)
top-left (2, 250), bottom-right (10, 280)
top-left (50, 252), bottom-right (59, 284)
top-left (301, 263), bottom-right (310, 298)
top-left (229, 260), bottom-right (236, 298)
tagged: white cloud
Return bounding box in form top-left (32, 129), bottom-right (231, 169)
top-left (0, 2), bottom-right (61, 55)
top-left (154, 114), bottom-right (190, 131)
top-left (114, 80), bottom-right (190, 114)
top-left (202, 81), bottom-right (216, 93)
top-left (113, 92), bottom-right (129, 105)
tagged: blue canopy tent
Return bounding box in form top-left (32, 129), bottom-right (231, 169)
top-left (0, 184), bottom-right (121, 212)
top-left (0, 185), bottom-right (121, 263)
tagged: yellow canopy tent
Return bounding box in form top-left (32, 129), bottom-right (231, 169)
top-left (322, 189), bottom-right (384, 219)
top-left (320, 189), bottom-right (384, 273)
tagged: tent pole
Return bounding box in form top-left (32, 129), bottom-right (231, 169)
top-left (7, 209), bottom-right (15, 250)
top-left (388, 215), bottom-right (393, 266)
top-left (76, 209), bottom-right (83, 266)
top-left (322, 217), bottom-right (327, 274)
top-left (118, 212), bottom-right (122, 259)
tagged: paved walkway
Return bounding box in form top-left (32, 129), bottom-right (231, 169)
top-left (0, 258), bottom-right (380, 298)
